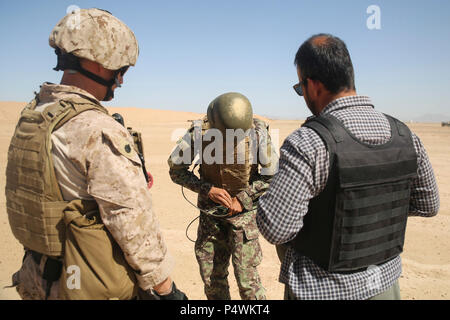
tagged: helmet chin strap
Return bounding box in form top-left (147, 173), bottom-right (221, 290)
top-left (103, 77), bottom-right (123, 101)
top-left (53, 49), bottom-right (122, 101)
top-left (102, 71), bottom-right (125, 101)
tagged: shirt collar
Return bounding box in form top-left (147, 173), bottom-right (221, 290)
top-left (320, 95), bottom-right (374, 115)
top-left (305, 95), bottom-right (374, 121)
top-left (38, 82), bottom-right (101, 105)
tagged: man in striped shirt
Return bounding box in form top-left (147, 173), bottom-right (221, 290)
top-left (256, 34), bottom-right (440, 300)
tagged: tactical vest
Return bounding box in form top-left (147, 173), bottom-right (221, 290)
top-left (198, 119), bottom-right (258, 206)
top-left (291, 114), bottom-right (418, 272)
top-left (5, 96), bottom-right (108, 257)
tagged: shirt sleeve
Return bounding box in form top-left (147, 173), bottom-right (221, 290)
top-left (167, 125), bottom-right (213, 195)
top-left (408, 133), bottom-right (440, 217)
top-left (256, 127), bottom-right (328, 245)
top-left (65, 111), bottom-right (174, 291)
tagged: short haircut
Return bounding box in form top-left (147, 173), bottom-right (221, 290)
top-left (294, 34), bottom-right (356, 94)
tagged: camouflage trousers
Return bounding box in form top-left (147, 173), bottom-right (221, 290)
top-left (194, 210), bottom-right (266, 300)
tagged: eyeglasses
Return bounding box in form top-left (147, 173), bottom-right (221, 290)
top-left (293, 79), bottom-right (307, 96)
top-left (113, 66), bottom-right (129, 88)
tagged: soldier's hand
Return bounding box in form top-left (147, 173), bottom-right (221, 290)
top-left (155, 282), bottom-right (188, 300)
top-left (208, 187), bottom-right (232, 208)
top-left (228, 197), bottom-right (243, 216)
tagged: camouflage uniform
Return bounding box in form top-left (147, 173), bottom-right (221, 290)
top-left (168, 118), bottom-right (278, 300)
top-left (5, 8), bottom-right (175, 300)
top-left (11, 83), bottom-right (174, 299)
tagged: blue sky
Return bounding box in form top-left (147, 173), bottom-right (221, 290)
top-left (1, 0), bottom-right (449, 120)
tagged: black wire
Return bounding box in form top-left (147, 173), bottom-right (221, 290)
top-left (185, 214), bottom-right (199, 243)
top-left (181, 184), bottom-right (232, 243)
top-left (180, 164), bottom-right (235, 242)
top-left (181, 185), bottom-right (202, 243)
top-left (181, 185), bottom-right (230, 218)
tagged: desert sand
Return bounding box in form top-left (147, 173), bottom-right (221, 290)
top-left (0, 101), bottom-right (449, 300)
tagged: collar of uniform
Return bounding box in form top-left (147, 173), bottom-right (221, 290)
top-left (38, 82), bottom-right (101, 106)
top-left (319, 95), bottom-right (374, 116)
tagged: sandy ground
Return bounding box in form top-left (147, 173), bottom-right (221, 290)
top-left (0, 101), bottom-right (449, 300)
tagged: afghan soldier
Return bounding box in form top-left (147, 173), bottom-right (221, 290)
top-left (5, 8), bottom-right (186, 300)
top-left (168, 92), bottom-right (279, 300)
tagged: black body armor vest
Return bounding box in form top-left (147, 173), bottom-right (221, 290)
top-left (291, 113), bottom-right (417, 272)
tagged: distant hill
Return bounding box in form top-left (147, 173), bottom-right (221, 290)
top-left (0, 101), bottom-right (268, 125)
top-left (261, 114), bottom-right (305, 121)
top-left (2, 101), bottom-right (446, 124)
top-left (410, 114), bottom-right (450, 123)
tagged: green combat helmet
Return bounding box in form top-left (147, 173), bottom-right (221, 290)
top-left (207, 92), bottom-right (253, 132)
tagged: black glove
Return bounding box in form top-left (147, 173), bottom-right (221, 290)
top-left (155, 282), bottom-right (188, 300)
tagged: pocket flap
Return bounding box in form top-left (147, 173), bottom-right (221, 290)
top-left (102, 127), bottom-right (141, 166)
top-left (243, 223), bottom-right (260, 241)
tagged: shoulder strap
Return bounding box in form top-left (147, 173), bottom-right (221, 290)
top-left (46, 97), bottom-right (108, 132)
top-left (302, 116), bottom-right (339, 155)
top-left (307, 114), bottom-right (347, 143)
top-left (25, 95), bottom-right (40, 111)
top-left (383, 113), bottom-right (410, 138)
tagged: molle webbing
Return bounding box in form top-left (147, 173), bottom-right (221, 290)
top-left (5, 97), bottom-right (107, 257)
top-left (291, 113), bottom-right (417, 272)
top-left (335, 180), bottom-right (411, 270)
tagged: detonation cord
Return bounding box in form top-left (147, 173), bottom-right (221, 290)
top-left (180, 165), bottom-right (245, 242)
top-left (181, 185), bottom-right (232, 243)
top-left (182, 185), bottom-right (201, 243)
top-left (180, 165), bottom-right (205, 243)
top-left (185, 214), bottom-right (199, 243)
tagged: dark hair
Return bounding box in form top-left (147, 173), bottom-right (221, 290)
top-left (294, 34), bottom-right (356, 94)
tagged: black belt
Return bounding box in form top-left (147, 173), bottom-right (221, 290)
top-left (30, 250), bottom-right (43, 265)
top-left (28, 250), bottom-right (62, 299)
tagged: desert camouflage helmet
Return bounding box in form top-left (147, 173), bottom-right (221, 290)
top-left (49, 8), bottom-right (139, 70)
top-left (207, 93), bottom-right (253, 131)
